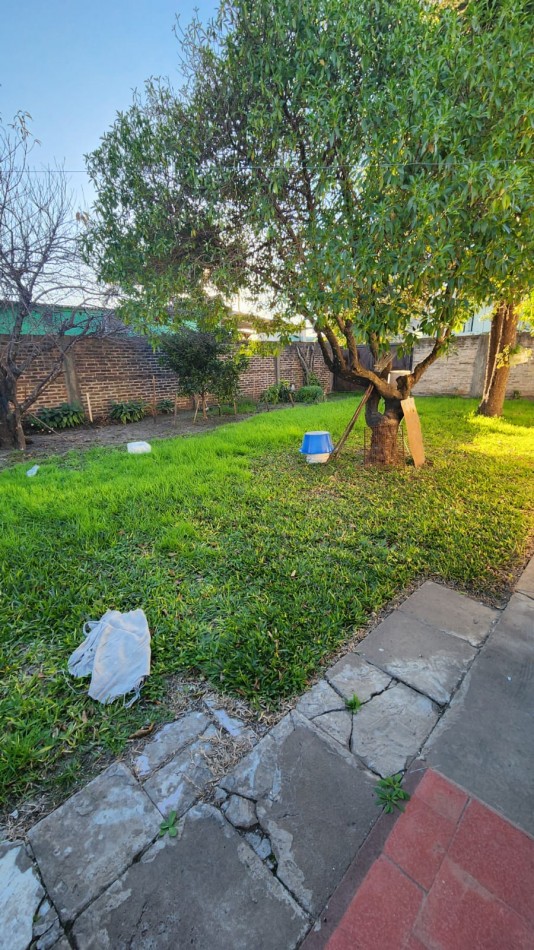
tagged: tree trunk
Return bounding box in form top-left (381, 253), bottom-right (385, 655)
top-left (365, 388), bottom-right (404, 466)
top-left (13, 405), bottom-right (26, 450)
top-left (295, 344), bottom-right (315, 385)
top-left (0, 377), bottom-right (26, 450)
top-left (477, 301), bottom-right (518, 418)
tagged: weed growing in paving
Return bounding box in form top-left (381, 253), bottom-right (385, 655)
top-left (375, 774), bottom-right (411, 814)
top-left (0, 396), bottom-right (532, 808)
top-left (160, 810), bottom-right (178, 837)
top-left (345, 694), bottom-right (362, 713)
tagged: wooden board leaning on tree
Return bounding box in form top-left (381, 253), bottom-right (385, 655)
top-left (401, 397), bottom-right (425, 468)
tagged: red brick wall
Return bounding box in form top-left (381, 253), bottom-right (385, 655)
top-left (239, 344), bottom-right (332, 399)
top-left (5, 329), bottom-right (531, 419)
top-left (71, 336), bottom-right (191, 417)
top-left (1, 335), bottom-right (333, 420)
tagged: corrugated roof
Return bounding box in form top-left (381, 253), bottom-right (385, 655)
top-left (0, 304), bottom-right (110, 337)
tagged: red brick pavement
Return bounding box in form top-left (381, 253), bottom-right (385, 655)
top-left (324, 770), bottom-right (534, 950)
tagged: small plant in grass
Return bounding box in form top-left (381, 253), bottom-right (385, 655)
top-left (375, 774), bottom-right (411, 814)
top-left (157, 398), bottom-right (175, 414)
top-left (345, 693), bottom-right (362, 713)
top-left (294, 385), bottom-right (324, 404)
top-left (159, 810), bottom-right (178, 837)
top-left (109, 400), bottom-right (147, 424)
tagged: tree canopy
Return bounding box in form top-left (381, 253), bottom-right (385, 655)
top-left (86, 0), bottom-right (533, 411)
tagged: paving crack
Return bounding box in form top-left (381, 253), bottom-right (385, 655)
top-left (325, 676), bottom-right (391, 706)
top-left (310, 707), bottom-right (348, 718)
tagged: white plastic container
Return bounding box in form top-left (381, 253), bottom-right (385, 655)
top-left (26, 465), bottom-right (40, 477)
top-left (305, 452), bottom-right (331, 464)
top-left (127, 441), bottom-right (152, 454)
top-left (388, 370), bottom-right (411, 386)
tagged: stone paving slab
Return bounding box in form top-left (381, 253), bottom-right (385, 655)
top-left (295, 680), bottom-right (344, 719)
top-left (2, 576), bottom-right (528, 949)
top-left (222, 794), bottom-right (258, 829)
top-left (32, 895), bottom-right (64, 950)
top-left (357, 612), bottom-right (476, 705)
top-left (220, 713), bottom-right (296, 801)
top-left (204, 697), bottom-right (258, 742)
top-left (325, 654), bottom-right (392, 702)
top-left (223, 712), bottom-right (378, 916)
top-left (516, 557), bottom-right (534, 600)
top-left (0, 842), bottom-right (44, 950)
top-left (422, 593), bottom-right (534, 836)
top-left (295, 659), bottom-right (393, 753)
top-left (132, 711), bottom-right (211, 779)
top-left (398, 580), bottom-right (499, 646)
top-left (245, 829), bottom-right (273, 862)
top-left (28, 762), bottom-right (161, 923)
top-left (72, 804), bottom-right (309, 950)
top-left (351, 683), bottom-right (439, 777)
top-left (312, 769), bottom-right (534, 950)
top-left (311, 709), bottom-right (353, 748)
top-left (142, 726), bottom-right (218, 816)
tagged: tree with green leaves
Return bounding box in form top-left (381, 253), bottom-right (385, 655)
top-left (159, 324), bottom-right (249, 419)
top-left (86, 0), bottom-right (533, 462)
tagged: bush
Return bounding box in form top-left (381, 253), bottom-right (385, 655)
top-left (109, 400), bottom-right (147, 424)
top-left (306, 371), bottom-right (323, 388)
top-left (159, 327), bottom-right (249, 419)
top-left (157, 398), bottom-right (175, 414)
top-left (212, 352), bottom-right (250, 407)
top-left (27, 403), bottom-right (86, 431)
top-left (294, 385), bottom-right (324, 403)
top-left (261, 380), bottom-right (292, 404)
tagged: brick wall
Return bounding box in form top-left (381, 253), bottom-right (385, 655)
top-left (412, 331), bottom-right (534, 398)
top-left (5, 329), bottom-right (531, 420)
top-left (240, 343), bottom-right (333, 399)
top-left (2, 335), bottom-right (333, 420)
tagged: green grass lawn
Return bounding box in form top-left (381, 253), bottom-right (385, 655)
top-left (1, 395), bottom-right (533, 809)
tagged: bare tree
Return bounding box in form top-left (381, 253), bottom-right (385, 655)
top-left (294, 344), bottom-right (316, 386)
top-left (0, 122), bottom-right (105, 449)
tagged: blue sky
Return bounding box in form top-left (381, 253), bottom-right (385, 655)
top-left (1, 0), bottom-right (218, 208)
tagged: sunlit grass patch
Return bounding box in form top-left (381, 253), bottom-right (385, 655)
top-left (461, 412), bottom-right (534, 459)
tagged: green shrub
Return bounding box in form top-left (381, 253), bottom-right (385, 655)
top-left (306, 371), bottom-right (323, 387)
top-left (261, 380), bottom-right (292, 404)
top-left (27, 403), bottom-right (86, 431)
top-left (157, 398), bottom-right (175, 414)
top-left (295, 385), bottom-right (324, 403)
top-left (109, 400), bottom-right (147, 424)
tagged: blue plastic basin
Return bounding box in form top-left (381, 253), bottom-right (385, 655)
top-left (299, 431), bottom-right (334, 455)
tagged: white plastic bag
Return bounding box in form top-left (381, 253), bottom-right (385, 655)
top-left (68, 609), bottom-right (151, 705)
